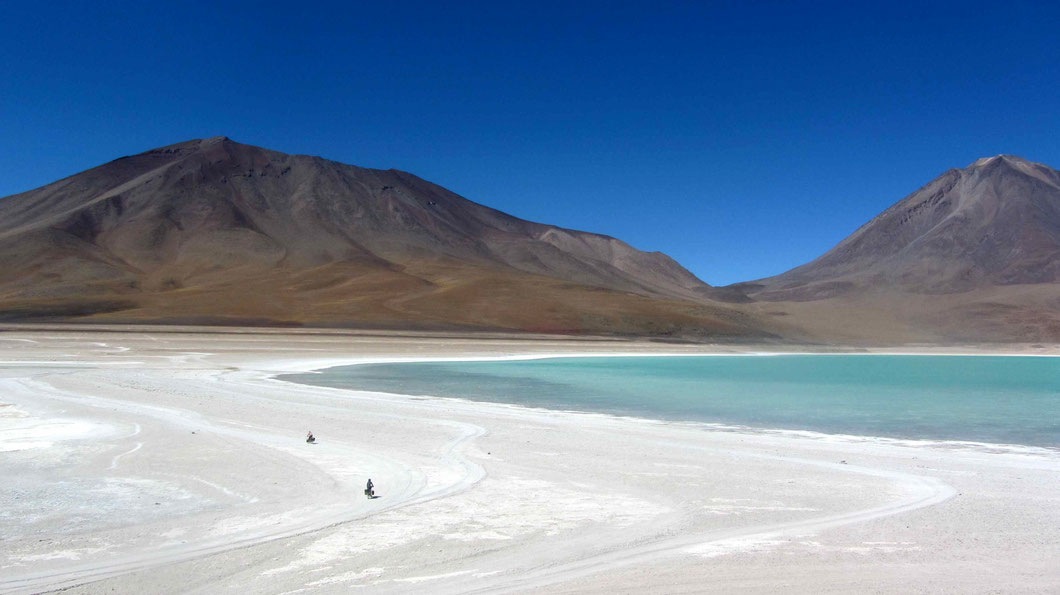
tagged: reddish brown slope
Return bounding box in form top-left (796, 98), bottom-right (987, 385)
top-left (732, 155), bottom-right (1060, 342)
top-left (0, 137), bottom-right (770, 338)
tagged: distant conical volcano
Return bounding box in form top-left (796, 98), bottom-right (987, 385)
top-left (0, 137), bottom-right (767, 337)
top-left (733, 155), bottom-right (1060, 342)
top-left (740, 155), bottom-right (1060, 300)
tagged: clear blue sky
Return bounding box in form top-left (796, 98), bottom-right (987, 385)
top-left (2, 1), bottom-right (1058, 285)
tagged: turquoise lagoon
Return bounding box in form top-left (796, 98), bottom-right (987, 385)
top-left (281, 355), bottom-right (1060, 448)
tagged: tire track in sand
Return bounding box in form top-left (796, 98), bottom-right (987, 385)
top-left (0, 374), bottom-right (486, 595)
top-left (457, 451), bottom-right (954, 594)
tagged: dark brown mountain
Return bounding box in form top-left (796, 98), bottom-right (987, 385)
top-left (733, 155), bottom-right (1060, 342)
top-left (0, 137), bottom-right (770, 338)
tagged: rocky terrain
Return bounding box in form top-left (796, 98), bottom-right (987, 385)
top-left (733, 155), bottom-right (1060, 342)
top-left (3, 139), bottom-right (1058, 343)
top-left (0, 137), bottom-right (772, 338)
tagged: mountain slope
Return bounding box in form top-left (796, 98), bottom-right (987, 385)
top-left (0, 137), bottom-right (768, 338)
top-left (733, 155), bottom-right (1060, 342)
top-left (740, 155), bottom-right (1060, 301)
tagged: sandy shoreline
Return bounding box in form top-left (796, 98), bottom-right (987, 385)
top-left (1, 328), bottom-right (1059, 593)
top-left (282, 356), bottom-right (1060, 459)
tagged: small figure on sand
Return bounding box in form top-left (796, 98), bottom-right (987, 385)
top-left (365, 478), bottom-right (375, 499)
top-left (306, 431), bottom-right (315, 444)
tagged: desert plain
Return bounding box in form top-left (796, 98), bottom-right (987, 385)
top-left (1, 327), bottom-right (1058, 594)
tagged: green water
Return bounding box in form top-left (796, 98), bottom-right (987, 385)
top-left (281, 355), bottom-right (1060, 448)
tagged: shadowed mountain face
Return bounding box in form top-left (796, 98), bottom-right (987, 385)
top-left (0, 137), bottom-right (768, 337)
top-left (734, 155), bottom-right (1060, 342)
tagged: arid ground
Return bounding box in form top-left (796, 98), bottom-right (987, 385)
top-left (1, 327), bottom-right (1058, 594)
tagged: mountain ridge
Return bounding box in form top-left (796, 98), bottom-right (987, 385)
top-left (0, 137), bottom-right (768, 338)
top-left (735, 153), bottom-right (1060, 301)
top-left (4, 138), bottom-right (1059, 342)
top-left (728, 153), bottom-right (1060, 342)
